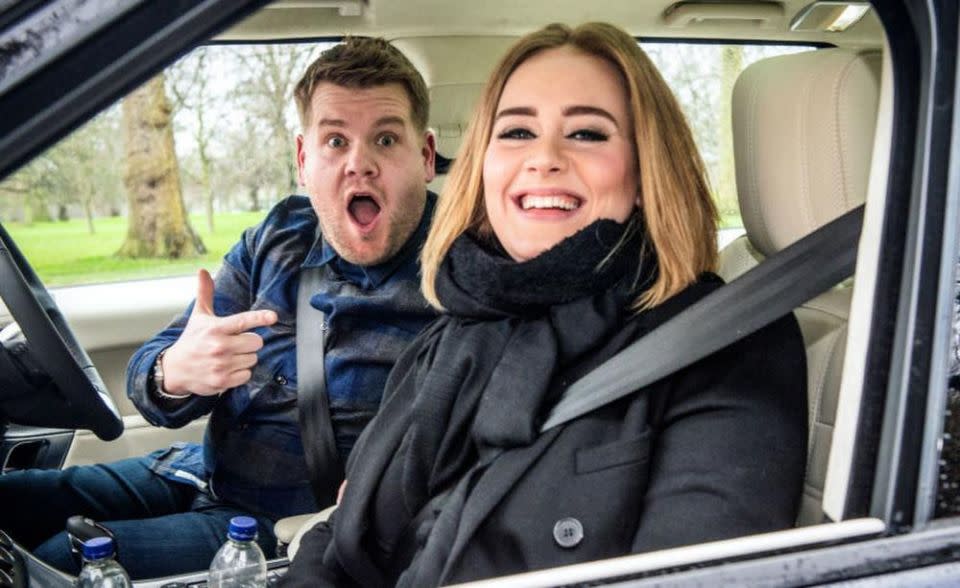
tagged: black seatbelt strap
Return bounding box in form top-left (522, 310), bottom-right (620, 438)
top-left (541, 204), bottom-right (865, 432)
top-left (297, 262), bottom-right (344, 508)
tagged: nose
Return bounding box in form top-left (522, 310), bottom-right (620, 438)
top-left (345, 142), bottom-right (378, 177)
top-left (525, 134), bottom-right (566, 175)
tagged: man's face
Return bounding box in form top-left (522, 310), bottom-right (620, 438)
top-left (297, 82), bottom-right (436, 266)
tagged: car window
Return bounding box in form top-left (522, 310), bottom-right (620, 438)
top-left (935, 257), bottom-right (960, 517)
top-left (0, 42), bottom-right (328, 287)
top-left (0, 41), bottom-right (810, 288)
top-left (642, 42), bottom-right (814, 245)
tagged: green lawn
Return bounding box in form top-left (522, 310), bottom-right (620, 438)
top-left (4, 212), bottom-right (266, 287)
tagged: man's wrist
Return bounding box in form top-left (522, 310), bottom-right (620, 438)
top-left (152, 348), bottom-right (190, 402)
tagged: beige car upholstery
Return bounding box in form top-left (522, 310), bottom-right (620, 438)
top-left (47, 278), bottom-right (207, 467)
top-left (392, 36), bottom-right (518, 194)
top-left (274, 505), bottom-right (337, 559)
top-left (721, 48), bottom-right (881, 526)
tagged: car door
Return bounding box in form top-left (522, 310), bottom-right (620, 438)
top-left (2, 0), bottom-right (960, 586)
top-left (0, 0), bottom-right (270, 475)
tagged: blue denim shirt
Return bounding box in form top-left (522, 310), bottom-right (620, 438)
top-left (126, 193), bottom-right (437, 520)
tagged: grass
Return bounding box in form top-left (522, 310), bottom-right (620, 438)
top-left (4, 212), bottom-right (266, 287)
top-left (4, 208), bottom-right (746, 288)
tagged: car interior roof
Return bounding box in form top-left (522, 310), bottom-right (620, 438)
top-left (217, 0), bottom-right (886, 49)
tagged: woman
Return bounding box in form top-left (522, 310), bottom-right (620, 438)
top-left (284, 22), bottom-right (807, 587)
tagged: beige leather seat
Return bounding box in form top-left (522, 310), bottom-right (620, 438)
top-left (721, 48), bottom-right (881, 526)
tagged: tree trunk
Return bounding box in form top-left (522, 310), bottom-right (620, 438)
top-left (248, 184), bottom-right (261, 212)
top-left (716, 46), bottom-right (743, 220)
top-left (200, 142), bottom-right (214, 233)
top-left (83, 196), bottom-right (95, 234)
top-left (118, 74), bottom-right (205, 258)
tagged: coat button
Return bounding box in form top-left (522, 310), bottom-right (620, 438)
top-left (274, 374), bottom-right (287, 386)
top-left (553, 517), bottom-right (583, 548)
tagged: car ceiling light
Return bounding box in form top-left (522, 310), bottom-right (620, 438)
top-left (266, 0), bottom-right (366, 17)
top-left (790, 2), bottom-right (871, 33)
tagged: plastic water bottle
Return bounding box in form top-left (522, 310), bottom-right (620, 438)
top-left (208, 516), bottom-right (268, 587)
top-left (76, 537), bottom-right (132, 588)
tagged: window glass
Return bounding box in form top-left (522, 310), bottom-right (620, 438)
top-left (0, 43), bottom-right (328, 287)
top-left (0, 41), bottom-right (812, 287)
top-left (642, 43), bottom-right (814, 244)
top-left (936, 261), bottom-right (960, 517)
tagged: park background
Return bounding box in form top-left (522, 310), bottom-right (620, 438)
top-left (0, 42), bottom-right (803, 287)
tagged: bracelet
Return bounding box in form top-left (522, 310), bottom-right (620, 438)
top-left (152, 348), bottom-right (190, 401)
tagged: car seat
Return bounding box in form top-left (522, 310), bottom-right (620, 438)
top-left (721, 48), bottom-right (882, 526)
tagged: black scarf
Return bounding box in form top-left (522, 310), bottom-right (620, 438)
top-left (335, 216), bottom-right (657, 587)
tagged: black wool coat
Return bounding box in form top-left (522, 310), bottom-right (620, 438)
top-left (283, 275), bottom-right (808, 587)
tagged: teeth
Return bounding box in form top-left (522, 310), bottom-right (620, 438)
top-left (520, 195), bottom-right (580, 211)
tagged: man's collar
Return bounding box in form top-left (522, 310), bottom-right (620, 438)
top-left (302, 191), bottom-right (437, 290)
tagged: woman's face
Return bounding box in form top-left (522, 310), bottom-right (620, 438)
top-left (482, 46), bottom-right (638, 262)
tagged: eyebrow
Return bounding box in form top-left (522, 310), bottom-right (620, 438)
top-left (563, 105), bottom-right (619, 127)
top-left (315, 116), bottom-right (407, 128)
top-left (493, 105), bottom-right (620, 128)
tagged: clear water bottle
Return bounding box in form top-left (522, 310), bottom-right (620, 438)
top-left (76, 537), bottom-right (132, 588)
top-left (208, 516), bottom-right (267, 588)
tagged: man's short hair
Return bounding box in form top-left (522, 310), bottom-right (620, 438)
top-left (294, 37), bottom-right (429, 133)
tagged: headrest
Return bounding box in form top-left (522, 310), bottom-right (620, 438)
top-left (391, 37), bottom-right (518, 165)
top-left (732, 49), bottom-right (881, 257)
top-left (429, 83), bottom-right (485, 158)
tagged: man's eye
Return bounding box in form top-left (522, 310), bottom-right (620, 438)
top-left (497, 128), bottom-right (535, 140)
top-left (377, 134), bottom-right (397, 147)
top-left (568, 129), bottom-right (609, 142)
top-left (327, 135), bottom-right (347, 148)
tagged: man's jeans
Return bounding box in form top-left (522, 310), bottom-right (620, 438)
top-left (0, 457), bottom-right (277, 579)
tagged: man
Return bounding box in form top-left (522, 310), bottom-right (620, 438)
top-left (0, 37), bottom-right (438, 578)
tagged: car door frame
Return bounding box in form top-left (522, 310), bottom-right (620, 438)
top-left (1, 0), bottom-right (958, 584)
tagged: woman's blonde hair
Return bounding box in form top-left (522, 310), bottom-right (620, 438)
top-left (421, 22), bottom-right (718, 310)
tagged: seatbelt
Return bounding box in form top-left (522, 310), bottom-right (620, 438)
top-left (541, 204), bottom-right (864, 432)
top-left (296, 262), bottom-right (344, 508)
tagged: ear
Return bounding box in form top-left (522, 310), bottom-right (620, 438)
top-left (422, 130), bottom-right (437, 183)
top-left (295, 134), bottom-right (307, 187)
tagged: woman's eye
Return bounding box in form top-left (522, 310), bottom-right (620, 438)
top-left (376, 134), bottom-right (398, 147)
top-left (327, 135), bottom-right (347, 148)
top-left (497, 127), bottom-right (535, 140)
top-left (568, 129), bottom-right (609, 142)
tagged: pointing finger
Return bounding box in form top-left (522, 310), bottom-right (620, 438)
top-left (220, 309), bottom-right (279, 334)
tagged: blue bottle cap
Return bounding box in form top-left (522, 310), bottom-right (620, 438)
top-left (82, 537), bottom-right (115, 560)
top-left (227, 516), bottom-right (258, 541)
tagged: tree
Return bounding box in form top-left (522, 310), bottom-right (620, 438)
top-left (54, 109), bottom-right (125, 233)
top-left (220, 116), bottom-right (277, 212)
top-left (716, 46), bottom-right (743, 219)
top-left (118, 73), bottom-right (205, 258)
top-left (0, 103), bottom-right (125, 230)
top-left (232, 45), bottom-right (312, 195)
top-left (169, 47), bottom-right (218, 233)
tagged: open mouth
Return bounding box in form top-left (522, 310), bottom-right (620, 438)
top-left (348, 193), bottom-right (382, 227)
top-left (517, 194), bottom-right (583, 212)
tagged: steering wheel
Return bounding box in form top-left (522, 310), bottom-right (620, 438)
top-left (0, 222), bottom-right (123, 441)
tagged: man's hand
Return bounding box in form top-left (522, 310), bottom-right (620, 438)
top-left (160, 269), bottom-right (278, 397)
